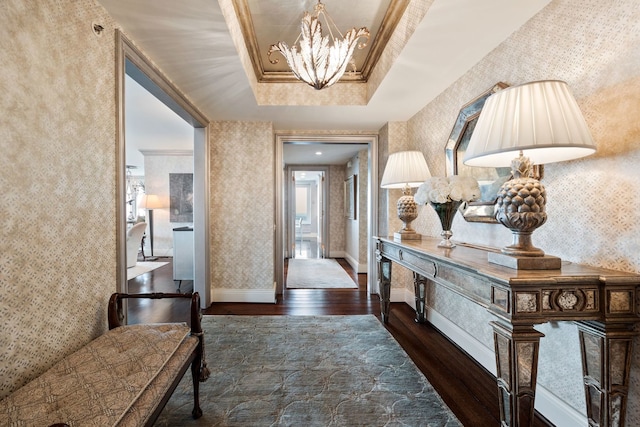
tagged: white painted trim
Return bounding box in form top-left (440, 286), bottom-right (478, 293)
top-left (211, 287), bottom-right (276, 303)
top-left (344, 253), bottom-right (357, 270)
top-left (343, 253), bottom-right (367, 273)
top-left (535, 386), bottom-right (588, 427)
top-left (397, 292), bottom-right (587, 427)
top-left (427, 307), bottom-right (497, 373)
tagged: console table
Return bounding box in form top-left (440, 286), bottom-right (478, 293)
top-left (375, 236), bottom-right (639, 427)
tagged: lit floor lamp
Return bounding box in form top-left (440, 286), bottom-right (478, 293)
top-left (139, 194), bottom-right (165, 261)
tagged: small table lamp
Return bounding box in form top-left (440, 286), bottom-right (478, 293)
top-left (381, 151), bottom-right (431, 241)
top-left (139, 194), bottom-right (166, 260)
top-left (464, 80), bottom-right (596, 269)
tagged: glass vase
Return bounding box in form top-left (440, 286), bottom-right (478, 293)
top-left (429, 200), bottom-right (462, 248)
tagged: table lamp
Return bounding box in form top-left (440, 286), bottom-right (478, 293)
top-left (464, 80), bottom-right (596, 269)
top-left (381, 151), bottom-right (431, 241)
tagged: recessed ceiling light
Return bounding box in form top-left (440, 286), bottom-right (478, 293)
top-left (315, 151), bottom-right (322, 156)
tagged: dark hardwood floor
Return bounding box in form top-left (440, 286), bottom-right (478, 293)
top-left (127, 258), bottom-right (552, 426)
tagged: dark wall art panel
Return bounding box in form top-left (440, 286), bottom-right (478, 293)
top-left (170, 173), bottom-right (193, 223)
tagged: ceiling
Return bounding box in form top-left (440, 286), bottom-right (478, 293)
top-left (103, 0), bottom-right (550, 169)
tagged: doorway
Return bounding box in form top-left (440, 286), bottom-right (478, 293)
top-left (115, 31), bottom-right (211, 308)
top-left (288, 167), bottom-right (328, 259)
top-left (275, 135), bottom-right (379, 296)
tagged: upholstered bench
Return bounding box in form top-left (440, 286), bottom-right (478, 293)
top-left (0, 292), bottom-right (209, 427)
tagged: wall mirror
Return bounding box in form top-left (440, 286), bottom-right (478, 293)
top-left (445, 82), bottom-right (512, 223)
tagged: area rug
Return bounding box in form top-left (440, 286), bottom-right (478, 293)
top-left (154, 315), bottom-right (461, 426)
top-left (286, 258), bottom-right (357, 289)
top-left (126, 261), bottom-right (168, 281)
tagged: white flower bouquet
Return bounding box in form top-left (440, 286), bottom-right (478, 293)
top-left (414, 175), bottom-right (481, 205)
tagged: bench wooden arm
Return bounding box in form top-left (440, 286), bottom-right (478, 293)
top-left (108, 292), bottom-right (202, 336)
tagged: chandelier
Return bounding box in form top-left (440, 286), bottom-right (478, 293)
top-left (268, 0), bottom-right (370, 90)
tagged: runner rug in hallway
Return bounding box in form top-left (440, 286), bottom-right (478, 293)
top-left (126, 261), bottom-right (168, 281)
top-left (155, 315), bottom-right (461, 427)
top-left (286, 258), bottom-right (357, 289)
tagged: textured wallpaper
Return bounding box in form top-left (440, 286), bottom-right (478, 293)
top-left (0, 0), bottom-right (117, 397)
top-left (328, 165), bottom-right (346, 256)
top-left (209, 121), bottom-right (275, 291)
top-left (358, 150), bottom-right (369, 264)
top-left (404, 0), bottom-right (640, 420)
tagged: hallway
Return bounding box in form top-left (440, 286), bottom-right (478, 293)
top-left (125, 259), bottom-right (551, 426)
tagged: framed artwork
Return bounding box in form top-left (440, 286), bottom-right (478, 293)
top-left (344, 174), bottom-right (357, 220)
top-left (170, 173), bottom-right (194, 223)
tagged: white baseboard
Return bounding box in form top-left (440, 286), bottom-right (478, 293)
top-left (211, 286), bottom-right (276, 303)
top-left (396, 290), bottom-right (587, 427)
top-left (343, 253), bottom-right (367, 273)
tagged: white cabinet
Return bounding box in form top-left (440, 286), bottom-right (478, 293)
top-left (173, 227), bottom-right (194, 283)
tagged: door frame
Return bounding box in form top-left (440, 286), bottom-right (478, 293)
top-left (275, 134), bottom-right (379, 296)
top-left (115, 31), bottom-right (211, 308)
top-left (287, 166), bottom-right (329, 258)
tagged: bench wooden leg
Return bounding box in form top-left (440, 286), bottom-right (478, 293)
top-left (191, 354), bottom-right (203, 419)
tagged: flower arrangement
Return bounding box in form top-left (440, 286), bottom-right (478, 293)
top-left (414, 175), bottom-right (481, 205)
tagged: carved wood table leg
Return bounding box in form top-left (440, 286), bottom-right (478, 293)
top-left (576, 321), bottom-right (636, 427)
top-left (413, 272), bottom-right (428, 323)
top-left (378, 255), bottom-right (392, 324)
top-left (491, 321), bottom-right (544, 427)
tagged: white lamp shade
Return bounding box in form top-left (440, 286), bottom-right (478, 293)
top-left (380, 151), bottom-right (431, 189)
top-left (139, 194), bottom-right (165, 209)
top-left (464, 80), bottom-right (596, 167)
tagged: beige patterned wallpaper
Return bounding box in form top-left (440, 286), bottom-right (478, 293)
top-left (0, 0), bottom-right (118, 397)
top-left (328, 165), bottom-right (346, 256)
top-left (209, 121), bottom-right (275, 291)
top-left (401, 0), bottom-right (640, 421)
top-left (358, 150), bottom-right (369, 264)
top-left (377, 124), bottom-right (390, 237)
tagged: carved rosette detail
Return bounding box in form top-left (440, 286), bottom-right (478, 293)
top-left (549, 290), bottom-right (587, 312)
top-left (542, 289), bottom-right (599, 313)
top-left (557, 291), bottom-right (579, 310)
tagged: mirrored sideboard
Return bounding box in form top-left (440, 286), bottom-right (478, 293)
top-left (375, 236), bottom-right (640, 427)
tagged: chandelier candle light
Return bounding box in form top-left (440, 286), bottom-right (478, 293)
top-left (414, 176), bottom-right (481, 248)
top-left (464, 80), bottom-right (596, 269)
top-left (381, 151), bottom-right (431, 241)
top-left (268, 0), bottom-right (370, 90)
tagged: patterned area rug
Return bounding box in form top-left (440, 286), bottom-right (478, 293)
top-left (155, 315), bottom-right (461, 426)
top-left (126, 261), bottom-right (168, 281)
top-left (286, 258), bottom-right (357, 288)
